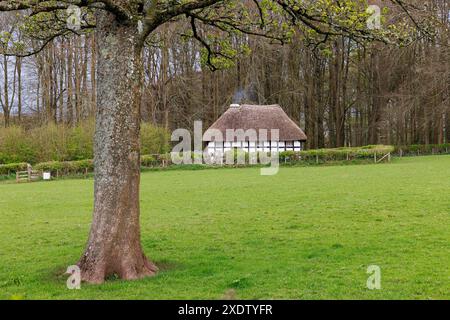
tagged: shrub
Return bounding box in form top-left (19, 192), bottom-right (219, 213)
top-left (224, 148), bottom-right (249, 164)
top-left (279, 151), bottom-right (296, 161)
top-left (140, 124), bottom-right (170, 155)
top-left (34, 161), bottom-right (64, 172)
top-left (30, 123), bottom-right (68, 163)
top-left (0, 162), bottom-right (28, 175)
top-left (159, 153), bottom-right (172, 161)
top-left (168, 152), bottom-right (189, 164)
top-left (0, 120), bottom-right (169, 164)
top-left (34, 160), bottom-right (94, 175)
top-left (395, 144), bottom-right (450, 156)
top-left (141, 155), bottom-right (157, 167)
top-left (66, 121), bottom-right (95, 161)
top-left (75, 159), bottom-right (95, 170)
top-left (30, 120), bottom-right (95, 162)
top-left (0, 126), bottom-right (37, 164)
top-left (286, 145), bottom-right (395, 163)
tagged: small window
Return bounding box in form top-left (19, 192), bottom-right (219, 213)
top-left (215, 141), bottom-right (224, 148)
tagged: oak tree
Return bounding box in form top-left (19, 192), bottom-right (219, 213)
top-left (0, 0), bottom-right (427, 283)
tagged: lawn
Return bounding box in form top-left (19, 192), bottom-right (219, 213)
top-left (0, 155), bottom-right (449, 300)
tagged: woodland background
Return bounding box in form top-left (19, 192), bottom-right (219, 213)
top-left (0, 0), bottom-right (449, 150)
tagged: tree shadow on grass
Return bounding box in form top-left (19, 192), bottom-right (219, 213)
top-left (45, 259), bottom-right (183, 285)
top-left (155, 259), bottom-right (183, 272)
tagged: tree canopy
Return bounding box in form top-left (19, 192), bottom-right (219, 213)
top-left (0, 1), bottom-right (435, 67)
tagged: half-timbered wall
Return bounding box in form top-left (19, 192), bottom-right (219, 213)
top-left (207, 141), bottom-right (304, 155)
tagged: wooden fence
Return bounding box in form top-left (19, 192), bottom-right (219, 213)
top-left (375, 152), bottom-right (392, 163)
top-left (16, 166), bottom-right (41, 183)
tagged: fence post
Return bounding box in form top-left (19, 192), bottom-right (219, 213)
top-left (374, 153), bottom-right (377, 163)
top-left (27, 164), bottom-right (32, 182)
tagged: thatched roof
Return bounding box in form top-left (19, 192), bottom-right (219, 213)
top-left (205, 104), bottom-right (307, 142)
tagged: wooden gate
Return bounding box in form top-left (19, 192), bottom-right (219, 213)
top-left (16, 165), bottom-right (41, 183)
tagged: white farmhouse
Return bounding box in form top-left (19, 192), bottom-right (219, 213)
top-left (204, 104), bottom-right (307, 155)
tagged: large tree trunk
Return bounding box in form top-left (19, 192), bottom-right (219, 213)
top-left (78, 12), bottom-right (157, 284)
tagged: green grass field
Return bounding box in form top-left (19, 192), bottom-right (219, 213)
top-left (0, 155), bottom-right (449, 300)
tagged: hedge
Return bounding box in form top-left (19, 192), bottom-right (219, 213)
top-left (168, 145), bottom-right (395, 167)
top-left (0, 145), bottom-right (398, 178)
top-left (0, 162), bottom-right (28, 175)
top-left (34, 160), bottom-right (94, 176)
top-left (280, 145), bottom-right (395, 163)
top-left (394, 144), bottom-right (450, 156)
top-left (141, 155), bottom-right (158, 167)
top-left (0, 155), bottom-right (168, 177)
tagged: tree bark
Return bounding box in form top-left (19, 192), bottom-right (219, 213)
top-left (1, 54), bottom-right (10, 127)
top-left (90, 34), bottom-right (97, 117)
top-left (368, 48), bottom-right (381, 145)
top-left (74, 36), bottom-right (82, 123)
top-left (17, 57), bottom-right (22, 123)
top-left (78, 12), bottom-right (157, 284)
top-left (67, 38), bottom-right (74, 124)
